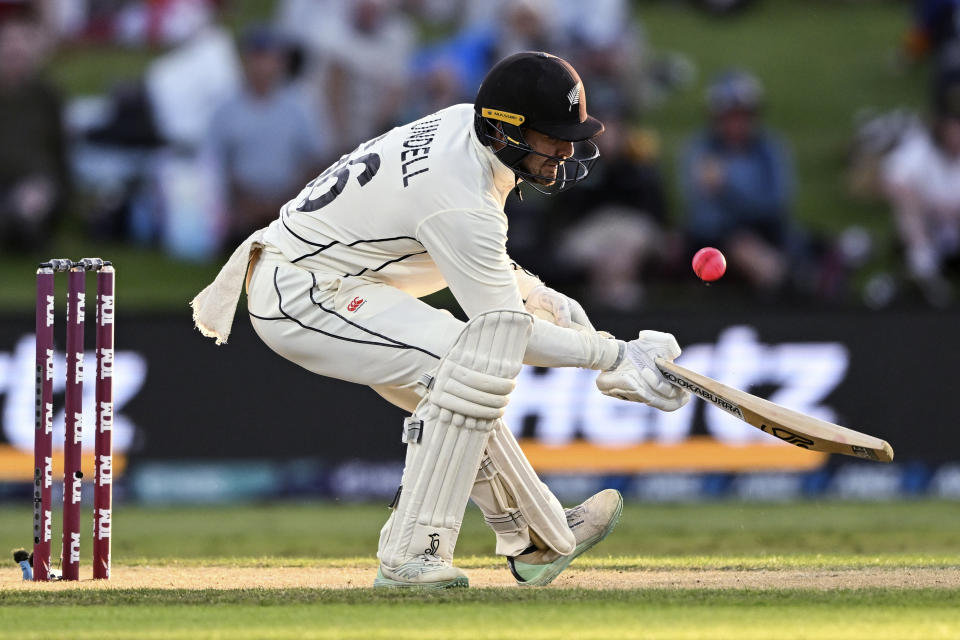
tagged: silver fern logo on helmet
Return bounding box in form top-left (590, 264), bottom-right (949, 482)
top-left (566, 83), bottom-right (581, 111)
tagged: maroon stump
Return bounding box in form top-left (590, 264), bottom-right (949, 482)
top-left (33, 267), bottom-right (55, 581)
top-left (93, 265), bottom-right (114, 579)
top-left (61, 267), bottom-right (85, 581)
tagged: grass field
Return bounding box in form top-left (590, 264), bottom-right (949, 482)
top-left (1, 501), bottom-right (958, 638)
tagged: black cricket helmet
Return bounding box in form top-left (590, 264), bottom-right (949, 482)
top-left (474, 51), bottom-right (604, 195)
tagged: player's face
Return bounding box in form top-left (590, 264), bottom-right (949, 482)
top-left (521, 129), bottom-right (575, 185)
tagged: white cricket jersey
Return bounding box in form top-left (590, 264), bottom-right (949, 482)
top-left (262, 103), bottom-right (525, 318)
top-left (261, 103), bottom-right (618, 371)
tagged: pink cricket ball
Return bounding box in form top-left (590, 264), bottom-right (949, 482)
top-left (692, 247), bottom-right (726, 282)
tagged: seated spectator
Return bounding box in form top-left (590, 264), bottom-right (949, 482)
top-left (555, 115), bottom-right (670, 310)
top-left (882, 70), bottom-right (960, 305)
top-left (903, 0), bottom-right (960, 62)
top-left (35, 0), bottom-right (218, 46)
top-left (553, 0), bottom-right (648, 114)
top-left (276, 0), bottom-right (415, 152)
top-left (0, 14), bottom-right (66, 252)
top-left (678, 70), bottom-right (795, 293)
top-left (402, 0), bottom-right (561, 120)
top-left (208, 25), bottom-right (327, 249)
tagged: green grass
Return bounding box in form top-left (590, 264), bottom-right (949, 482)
top-left (3, 501), bottom-right (960, 561)
top-left (2, 501), bottom-right (958, 639)
top-left (104, 553), bottom-right (958, 570)
top-left (1, 589), bottom-right (958, 639)
top-left (0, 1), bottom-right (925, 310)
top-left (0, 242), bottom-right (221, 310)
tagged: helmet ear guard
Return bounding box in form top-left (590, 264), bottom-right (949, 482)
top-left (474, 114), bottom-right (530, 172)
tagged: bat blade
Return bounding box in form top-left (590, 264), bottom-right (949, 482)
top-left (656, 358), bottom-right (893, 462)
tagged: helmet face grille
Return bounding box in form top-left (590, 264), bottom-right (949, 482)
top-left (474, 114), bottom-right (600, 196)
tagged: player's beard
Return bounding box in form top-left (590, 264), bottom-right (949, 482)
top-left (524, 157), bottom-right (561, 186)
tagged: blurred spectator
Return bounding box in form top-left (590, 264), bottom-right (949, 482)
top-left (145, 22), bottom-right (240, 149)
top-left (37, 0), bottom-right (219, 46)
top-left (208, 25), bottom-right (327, 248)
top-left (553, 0), bottom-right (651, 115)
top-left (112, 0), bottom-right (217, 47)
top-left (405, 0), bottom-right (679, 123)
top-left (277, 0), bottom-right (414, 151)
top-left (882, 69), bottom-right (960, 306)
top-left (904, 0), bottom-right (960, 62)
top-left (0, 14), bottom-right (67, 252)
top-left (71, 20), bottom-right (241, 181)
top-left (69, 20), bottom-right (240, 260)
top-left (402, 0), bottom-right (561, 120)
top-left (437, 0), bottom-right (690, 115)
top-left (556, 116), bottom-right (670, 310)
top-left (490, 0), bottom-right (557, 60)
top-left (678, 70), bottom-right (795, 293)
top-left (847, 107), bottom-right (922, 202)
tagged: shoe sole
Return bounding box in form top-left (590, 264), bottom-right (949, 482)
top-left (373, 572), bottom-right (469, 590)
top-left (516, 491), bottom-right (624, 587)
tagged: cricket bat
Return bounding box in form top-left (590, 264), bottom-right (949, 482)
top-left (656, 358), bottom-right (894, 462)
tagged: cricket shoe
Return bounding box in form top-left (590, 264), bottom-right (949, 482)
top-left (507, 488), bottom-right (623, 587)
top-left (373, 554), bottom-right (469, 589)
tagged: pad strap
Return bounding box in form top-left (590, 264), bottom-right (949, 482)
top-left (470, 421), bottom-right (575, 556)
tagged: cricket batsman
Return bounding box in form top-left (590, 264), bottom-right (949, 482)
top-left (192, 52), bottom-right (690, 588)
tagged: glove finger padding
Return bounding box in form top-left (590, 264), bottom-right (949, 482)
top-left (524, 285), bottom-right (586, 330)
top-left (594, 370), bottom-right (637, 401)
top-left (569, 299), bottom-right (594, 331)
top-left (551, 296), bottom-right (572, 328)
top-left (596, 367), bottom-right (684, 410)
top-left (643, 383), bottom-right (691, 411)
top-left (640, 367), bottom-right (677, 398)
top-left (627, 331), bottom-right (682, 368)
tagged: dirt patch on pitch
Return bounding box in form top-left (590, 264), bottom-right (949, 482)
top-left (4, 566), bottom-right (959, 590)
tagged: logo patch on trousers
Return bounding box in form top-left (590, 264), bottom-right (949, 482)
top-left (347, 296), bottom-right (365, 312)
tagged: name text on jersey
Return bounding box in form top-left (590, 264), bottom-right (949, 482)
top-left (401, 118), bottom-right (440, 187)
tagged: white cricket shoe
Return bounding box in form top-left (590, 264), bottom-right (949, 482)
top-left (373, 554), bottom-right (469, 589)
top-left (507, 488), bottom-right (623, 587)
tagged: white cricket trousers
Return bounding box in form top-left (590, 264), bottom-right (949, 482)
top-left (246, 247), bottom-right (464, 411)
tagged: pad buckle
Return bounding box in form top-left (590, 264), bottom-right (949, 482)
top-left (483, 510), bottom-right (527, 534)
top-left (417, 372), bottom-right (435, 390)
top-left (477, 456), bottom-right (498, 481)
top-left (402, 417), bottom-right (424, 444)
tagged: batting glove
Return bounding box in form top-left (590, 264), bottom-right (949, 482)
top-left (595, 331), bottom-right (691, 412)
top-left (524, 285), bottom-right (594, 332)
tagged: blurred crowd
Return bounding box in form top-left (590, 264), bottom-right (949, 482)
top-left (883, 0), bottom-right (960, 306)
top-left (1, 0), bottom-right (958, 310)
